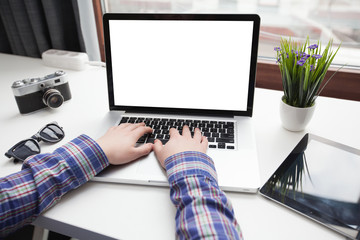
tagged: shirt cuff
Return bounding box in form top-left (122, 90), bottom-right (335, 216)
top-left (165, 151), bottom-right (218, 184)
top-left (53, 134), bottom-right (110, 184)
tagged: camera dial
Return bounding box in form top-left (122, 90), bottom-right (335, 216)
top-left (30, 78), bottom-right (40, 83)
top-left (55, 70), bottom-right (65, 76)
top-left (12, 80), bottom-right (26, 88)
top-left (42, 89), bottom-right (64, 108)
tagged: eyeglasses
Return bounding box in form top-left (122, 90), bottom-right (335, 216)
top-left (5, 122), bottom-right (65, 162)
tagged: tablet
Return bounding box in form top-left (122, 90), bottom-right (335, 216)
top-left (260, 133), bottom-right (360, 239)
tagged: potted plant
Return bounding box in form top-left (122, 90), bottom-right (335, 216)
top-left (274, 37), bottom-right (341, 131)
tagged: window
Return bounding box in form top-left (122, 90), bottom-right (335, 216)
top-left (93, 0), bottom-right (360, 101)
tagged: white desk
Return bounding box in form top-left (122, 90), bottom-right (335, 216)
top-left (1, 53), bottom-right (359, 239)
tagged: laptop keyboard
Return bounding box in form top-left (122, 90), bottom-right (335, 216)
top-left (119, 117), bottom-right (236, 150)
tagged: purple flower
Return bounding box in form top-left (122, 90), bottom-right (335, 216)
top-left (276, 57), bottom-right (281, 63)
top-left (310, 65), bottom-right (314, 71)
top-left (297, 59), bottom-right (306, 66)
top-left (312, 54), bottom-right (322, 59)
top-left (274, 47), bottom-right (281, 51)
top-left (301, 52), bottom-right (310, 59)
top-left (291, 50), bottom-right (299, 58)
top-left (308, 44), bottom-right (318, 50)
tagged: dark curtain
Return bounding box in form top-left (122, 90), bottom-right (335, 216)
top-left (0, 0), bottom-right (86, 58)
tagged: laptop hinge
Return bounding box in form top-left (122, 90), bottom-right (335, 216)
top-left (124, 109), bottom-right (235, 118)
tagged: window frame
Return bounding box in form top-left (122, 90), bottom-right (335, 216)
top-left (92, 0), bottom-right (360, 102)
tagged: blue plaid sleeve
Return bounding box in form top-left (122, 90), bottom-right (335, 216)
top-left (0, 134), bottom-right (109, 237)
top-left (165, 151), bottom-right (243, 240)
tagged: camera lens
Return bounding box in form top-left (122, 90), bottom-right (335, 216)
top-left (42, 89), bottom-right (64, 108)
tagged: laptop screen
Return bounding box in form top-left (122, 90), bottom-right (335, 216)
top-left (104, 14), bottom-right (260, 116)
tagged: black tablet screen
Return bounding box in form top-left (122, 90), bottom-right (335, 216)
top-left (260, 134), bottom-right (360, 239)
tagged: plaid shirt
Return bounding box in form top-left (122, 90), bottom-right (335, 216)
top-left (165, 152), bottom-right (242, 240)
top-left (0, 135), bottom-right (108, 236)
top-left (0, 136), bottom-right (242, 239)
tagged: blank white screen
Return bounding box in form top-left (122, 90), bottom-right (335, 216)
top-left (109, 20), bottom-right (253, 111)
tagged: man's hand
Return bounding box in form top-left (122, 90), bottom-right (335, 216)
top-left (96, 123), bottom-right (153, 165)
top-left (153, 125), bottom-right (208, 168)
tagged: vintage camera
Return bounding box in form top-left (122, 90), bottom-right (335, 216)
top-left (11, 71), bottom-right (72, 114)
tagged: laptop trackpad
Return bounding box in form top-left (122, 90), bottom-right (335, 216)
top-left (136, 152), bottom-right (167, 180)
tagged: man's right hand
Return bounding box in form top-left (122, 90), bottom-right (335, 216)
top-left (153, 125), bottom-right (208, 168)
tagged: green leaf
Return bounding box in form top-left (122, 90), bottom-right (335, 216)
top-left (275, 36), bottom-right (342, 107)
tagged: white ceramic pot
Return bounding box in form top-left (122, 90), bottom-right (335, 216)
top-left (279, 98), bottom-right (316, 132)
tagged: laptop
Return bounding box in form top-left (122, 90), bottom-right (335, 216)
top-left (92, 13), bottom-right (261, 193)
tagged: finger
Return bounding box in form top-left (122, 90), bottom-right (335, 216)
top-left (193, 128), bottom-right (202, 142)
top-left (182, 125), bottom-right (191, 138)
top-left (132, 126), bottom-right (153, 139)
top-left (117, 123), bottom-right (130, 129)
top-left (153, 139), bottom-right (163, 155)
top-left (169, 128), bottom-right (180, 138)
top-left (132, 143), bottom-right (153, 159)
top-left (201, 136), bottom-right (209, 152)
top-left (127, 122), bottom-right (146, 130)
top-left (153, 140), bottom-right (166, 168)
